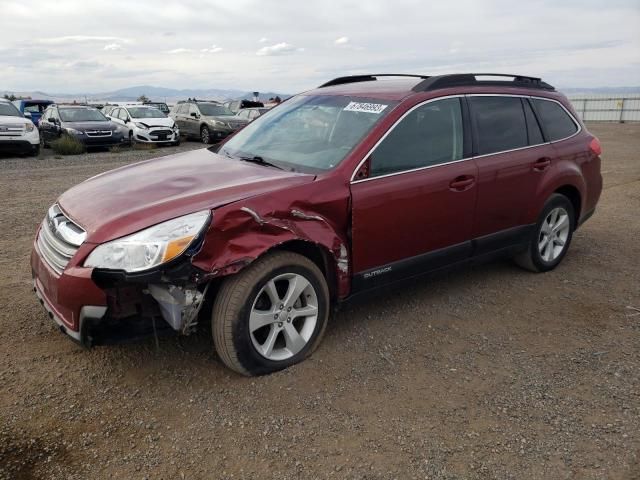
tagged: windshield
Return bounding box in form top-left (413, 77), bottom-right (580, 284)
top-left (23, 102), bottom-right (50, 113)
top-left (199, 104), bottom-right (234, 116)
top-left (128, 107), bottom-right (166, 118)
top-left (220, 95), bottom-right (396, 172)
top-left (59, 108), bottom-right (108, 122)
top-left (147, 103), bottom-right (169, 113)
top-left (0, 103), bottom-right (22, 117)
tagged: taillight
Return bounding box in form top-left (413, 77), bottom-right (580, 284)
top-left (589, 137), bottom-right (602, 156)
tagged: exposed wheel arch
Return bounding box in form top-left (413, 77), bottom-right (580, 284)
top-left (554, 185), bottom-right (581, 225)
top-left (270, 240), bottom-right (339, 303)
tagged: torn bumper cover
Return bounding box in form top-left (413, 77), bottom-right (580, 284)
top-left (31, 234), bottom-right (212, 347)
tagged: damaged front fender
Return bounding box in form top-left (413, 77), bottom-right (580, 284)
top-left (192, 177), bottom-right (353, 298)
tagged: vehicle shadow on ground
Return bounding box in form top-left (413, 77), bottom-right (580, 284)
top-left (83, 257), bottom-right (523, 378)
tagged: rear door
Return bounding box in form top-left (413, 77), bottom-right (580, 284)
top-left (350, 97), bottom-right (477, 290)
top-left (468, 95), bottom-right (555, 252)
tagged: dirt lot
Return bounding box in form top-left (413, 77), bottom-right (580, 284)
top-left (1, 124), bottom-right (638, 480)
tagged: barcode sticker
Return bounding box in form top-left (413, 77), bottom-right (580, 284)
top-left (343, 102), bottom-right (388, 114)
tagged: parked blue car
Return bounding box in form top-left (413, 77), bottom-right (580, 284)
top-left (12, 99), bottom-right (53, 126)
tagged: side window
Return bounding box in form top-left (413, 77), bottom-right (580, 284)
top-left (469, 96), bottom-right (528, 155)
top-left (118, 109), bottom-right (128, 121)
top-left (189, 104), bottom-right (199, 116)
top-left (532, 99), bottom-right (578, 141)
top-left (110, 108), bottom-right (119, 118)
top-left (50, 108), bottom-right (59, 120)
top-left (523, 99), bottom-right (544, 145)
top-left (370, 98), bottom-right (464, 177)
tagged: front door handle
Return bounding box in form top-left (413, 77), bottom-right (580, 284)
top-left (533, 157), bottom-right (551, 171)
top-left (449, 175), bottom-right (475, 191)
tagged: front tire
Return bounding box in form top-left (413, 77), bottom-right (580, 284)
top-left (212, 251), bottom-right (330, 376)
top-left (514, 193), bottom-right (575, 272)
top-left (200, 126), bottom-right (211, 144)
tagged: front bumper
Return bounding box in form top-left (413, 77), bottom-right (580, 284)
top-left (0, 139), bottom-right (39, 154)
top-left (31, 238), bottom-right (107, 344)
top-left (73, 132), bottom-right (125, 148)
top-left (134, 128), bottom-right (179, 143)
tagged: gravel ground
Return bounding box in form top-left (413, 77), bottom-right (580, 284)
top-left (0, 124), bottom-right (638, 480)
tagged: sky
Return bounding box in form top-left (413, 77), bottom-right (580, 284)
top-left (1, 0), bottom-right (639, 94)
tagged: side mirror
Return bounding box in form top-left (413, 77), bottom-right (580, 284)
top-left (48, 117), bottom-right (56, 123)
top-left (190, 112), bottom-right (198, 118)
top-left (124, 118), bottom-right (130, 123)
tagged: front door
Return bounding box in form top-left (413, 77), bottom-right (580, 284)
top-left (350, 97), bottom-right (478, 290)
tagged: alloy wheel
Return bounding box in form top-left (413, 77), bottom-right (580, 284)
top-left (249, 273), bottom-right (318, 361)
top-left (538, 207), bottom-right (570, 262)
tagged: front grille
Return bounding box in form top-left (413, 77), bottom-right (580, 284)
top-left (85, 130), bottom-right (112, 137)
top-left (0, 124), bottom-right (25, 136)
top-left (150, 129), bottom-right (172, 136)
top-left (36, 205), bottom-right (86, 275)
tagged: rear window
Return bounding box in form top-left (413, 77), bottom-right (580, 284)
top-left (532, 99), bottom-right (578, 141)
top-left (469, 96), bottom-right (528, 155)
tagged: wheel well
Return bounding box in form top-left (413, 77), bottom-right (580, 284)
top-left (554, 185), bottom-right (581, 224)
top-left (273, 240), bottom-right (337, 300)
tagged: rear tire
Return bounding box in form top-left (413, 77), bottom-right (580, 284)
top-left (212, 251), bottom-right (330, 376)
top-left (514, 193), bottom-right (575, 272)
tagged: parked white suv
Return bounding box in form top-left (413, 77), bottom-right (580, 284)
top-left (0, 98), bottom-right (40, 156)
top-left (108, 105), bottom-right (179, 146)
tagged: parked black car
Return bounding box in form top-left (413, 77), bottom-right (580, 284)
top-left (39, 105), bottom-right (126, 148)
top-left (170, 100), bottom-right (248, 144)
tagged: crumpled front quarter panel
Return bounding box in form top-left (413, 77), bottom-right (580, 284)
top-left (192, 176), bottom-right (353, 298)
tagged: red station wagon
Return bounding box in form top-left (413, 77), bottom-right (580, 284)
top-left (31, 73), bottom-right (603, 375)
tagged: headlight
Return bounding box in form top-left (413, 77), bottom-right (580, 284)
top-left (66, 128), bottom-right (83, 135)
top-left (84, 211), bottom-right (211, 272)
top-left (172, 123), bottom-right (178, 130)
top-left (211, 120), bottom-right (226, 127)
top-left (134, 122), bottom-right (149, 129)
top-left (25, 122), bottom-right (35, 132)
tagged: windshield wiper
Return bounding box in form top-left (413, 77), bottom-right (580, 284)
top-left (237, 155), bottom-right (283, 170)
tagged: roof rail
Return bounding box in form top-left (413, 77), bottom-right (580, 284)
top-left (318, 73), bottom-right (554, 91)
top-left (319, 74), bottom-right (429, 88)
top-left (413, 73), bottom-right (555, 92)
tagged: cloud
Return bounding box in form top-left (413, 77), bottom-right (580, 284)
top-left (200, 45), bottom-right (223, 54)
top-left (37, 35), bottom-right (129, 45)
top-left (256, 42), bottom-right (300, 56)
top-left (166, 48), bottom-right (193, 54)
top-left (258, 37), bottom-right (268, 43)
top-left (334, 36), bottom-right (350, 45)
top-left (104, 43), bottom-right (123, 51)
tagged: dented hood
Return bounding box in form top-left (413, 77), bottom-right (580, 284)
top-left (58, 148), bottom-right (314, 243)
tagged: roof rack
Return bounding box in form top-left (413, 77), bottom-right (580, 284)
top-left (413, 73), bottom-right (554, 91)
top-left (319, 74), bottom-right (429, 88)
top-left (318, 73), bottom-right (554, 91)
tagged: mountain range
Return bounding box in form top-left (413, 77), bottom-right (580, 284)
top-left (1, 85), bottom-right (290, 103)
top-left (2, 84), bottom-right (639, 104)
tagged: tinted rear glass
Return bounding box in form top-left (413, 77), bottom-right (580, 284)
top-left (523, 99), bottom-right (544, 145)
top-left (470, 96), bottom-right (527, 155)
top-left (532, 99), bottom-right (578, 141)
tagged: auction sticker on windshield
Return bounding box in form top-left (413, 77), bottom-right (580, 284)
top-left (343, 102), bottom-right (388, 114)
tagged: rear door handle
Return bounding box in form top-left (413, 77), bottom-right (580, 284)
top-left (449, 175), bottom-right (475, 191)
top-left (533, 157), bottom-right (551, 171)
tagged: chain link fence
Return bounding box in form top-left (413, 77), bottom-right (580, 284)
top-left (568, 94), bottom-right (640, 122)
